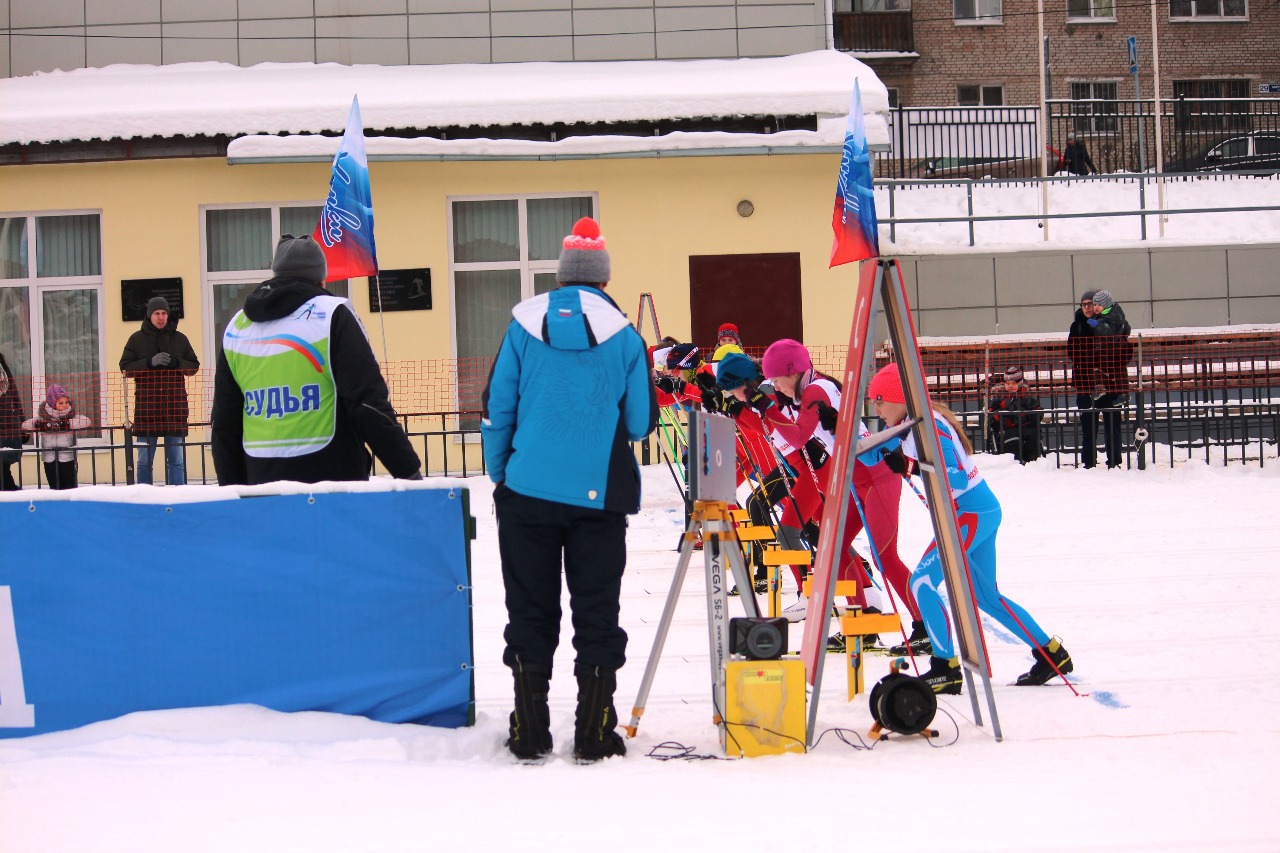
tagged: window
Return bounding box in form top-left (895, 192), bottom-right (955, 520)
top-left (837, 0), bottom-right (912, 10)
top-left (1070, 82), bottom-right (1119, 133)
top-left (958, 85), bottom-right (1004, 106)
top-left (1067, 0), bottom-right (1115, 20)
top-left (202, 204), bottom-right (349, 361)
top-left (886, 88), bottom-right (901, 109)
top-left (954, 0), bottom-right (1001, 23)
top-left (1173, 79), bottom-right (1251, 132)
top-left (449, 194), bottom-right (596, 425)
top-left (0, 213), bottom-right (104, 433)
top-left (1169, 0), bottom-right (1246, 19)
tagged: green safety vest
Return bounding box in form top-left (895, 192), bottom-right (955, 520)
top-left (222, 295), bottom-right (344, 458)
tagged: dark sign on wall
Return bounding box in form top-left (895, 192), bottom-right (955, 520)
top-left (367, 268), bottom-right (431, 313)
top-left (121, 278), bottom-right (184, 322)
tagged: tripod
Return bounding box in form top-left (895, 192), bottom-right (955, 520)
top-left (625, 499), bottom-right (761, 749)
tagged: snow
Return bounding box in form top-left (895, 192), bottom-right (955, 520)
top-left (3, 457), bottom-right (1278, 852)
top-left (0, 51), bottom-right (890, 153)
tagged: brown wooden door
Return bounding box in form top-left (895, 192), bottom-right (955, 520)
top-left (688, 252), bottom-right (803, 355)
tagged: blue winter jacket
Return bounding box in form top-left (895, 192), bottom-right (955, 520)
top-left (481, 285), bottom-right (658, 514)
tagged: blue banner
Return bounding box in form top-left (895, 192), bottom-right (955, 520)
top-left (830, 79), bottom-right (880, 267)
top-left (0, 488), bottom-right (473, 738)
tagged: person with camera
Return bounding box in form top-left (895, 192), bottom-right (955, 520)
top-left (120, 296), bottom-right (200, 485)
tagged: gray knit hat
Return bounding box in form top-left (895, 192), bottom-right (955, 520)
top-left (272, 234), bottom-right (327, 283)
top-left (146, 296), bottom-right (170, 316)
top-left (556, 217), bottom-right (611, 285)
top-left (1004, 366), bottom-right (1023, 383)
top-left (1080, 290), bottom-right (1098, 304)
top-left (1093, 290), bottom-right (1115, 310)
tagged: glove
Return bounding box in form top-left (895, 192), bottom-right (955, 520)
top-left (881, 448), bottom-right (915, 477)
top-left (773, 389), bottom-right (794, 408)
top-left (1086, 318), bottom-right (1099, 328)
top-left (655, 375), bottom-right (684, 395)
top-left (808, 399), bottom-right (839, 432)
top-left (699, 385), bottom-right (723, 414)
top-left (803, 438), bottom-right (830, 470)
top-left (149, 352), bottom-right (172, 368)
top-left (692, 372), bottom-right (718, 392)
top-left (745, 388), bottom-right (774, 415)
top-left (724, 398), bottom-right (745, 418)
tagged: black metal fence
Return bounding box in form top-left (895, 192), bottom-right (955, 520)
top-left (882, 98), bottom-right (1280, 179)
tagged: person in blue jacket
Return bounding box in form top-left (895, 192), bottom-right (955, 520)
top-left (482, 216), bottom-right (657, 763)
top-left (862, 363), bottom-right (1073, 694)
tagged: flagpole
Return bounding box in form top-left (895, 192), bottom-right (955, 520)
top-left (374, 272), bottom-right (389, 365)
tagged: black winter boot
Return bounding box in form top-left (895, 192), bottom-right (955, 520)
top-left (573, 664), bottom-right (626, 763)
top-left (922, 655), bottom-right (963, 695)
top-left (505, 663), bottom-right (552, 761)
top-left (1015, 637), bottom-right (1073, 686)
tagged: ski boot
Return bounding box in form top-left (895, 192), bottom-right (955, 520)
top-left (1015, 638), bottom-right (1073, 686)
top-left (782, 594), bottom-right (808, 623)
top-left (826, 632), bottom-right (846, 654)
top-left (889, 620), bottom-right (933, 657)
top-left (922, 655), bottom-right (963, 695)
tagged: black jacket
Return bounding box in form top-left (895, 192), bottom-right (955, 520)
top-left (1063, 141), bottom-right (1097, 175)
top-left (119, 316), bottom-right (200, 437)
top-left (211, 277), bottom-right (421, 485)
top-left (0, 351), bottom-right (27, 446)
top-left (1067, 308), bottom-right (1099, 393)
top-left (988, 387), bottom-right (1042, 431)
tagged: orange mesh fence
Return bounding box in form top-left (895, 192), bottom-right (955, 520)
top-left (3, 328), bottom-right (1277, 488)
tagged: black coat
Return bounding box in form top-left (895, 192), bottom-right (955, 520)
top-left (988, 386), bottom-right (1042, 431)
top-left (119, 317), bottom-right (200, 437)
top-left (1093, 303), bottom-right (1134, 393)
top-left (1067, 308), bottom-right (1099, 393)
top-left (0, 351), bottom-right (27, 445)
top-left (1062, 140), bottom-right (1097, 175)
top-left (211, 277), bottom-right (421, 485)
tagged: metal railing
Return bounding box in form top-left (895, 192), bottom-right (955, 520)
top-left (881, 98), bottom-right (1280, 179)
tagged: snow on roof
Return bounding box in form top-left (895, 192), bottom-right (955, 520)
top-left (0, 50), bottom-right (889, 159)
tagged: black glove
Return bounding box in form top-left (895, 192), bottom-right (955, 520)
top-left (700, 385), bottom-right (723, 414)
top-left (773, 388), bottom-right (794, 409)
top-left (808, 399), bottom-right (839, 432)
top-left (804, 438), bottom-right (830, 471)
top-left (881, 448), bottom-right (915, 477)
top-left (745, 388), bottom-right (774, 415)
top-left (655, 375), bottom-right (684, 396)
top-left (149, 352), bottom-right (172, 368)
top-left (724, 398), bottom-right (746, 418)
top-left (692, 372), bottom-right (718, 392)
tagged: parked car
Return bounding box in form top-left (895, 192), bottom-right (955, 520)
top-left (1166, 132), bottom-right (1280, 174)
top-left (905, 156), bottom-right (1044, 180)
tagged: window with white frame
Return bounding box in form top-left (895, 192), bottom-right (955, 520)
top-left (958, 84), bottom-right (1004, 106)
top-left (202, 204), bottom-right (348, 362)
top-left (0, 212), bottom-right (105, 432)
top-left (1069, 81), bottom-right (1120, 133)
top-left (1067, 0), bottom-right (1115, 20)
top-left (1173, 79), bottom-right (1252, 131)
top-left (954, 0), bottom-right (1001, 24)
top-left (449, 193), bottom-right (596, 425)
top-left (1169, 0), bottom-right (1245, 19)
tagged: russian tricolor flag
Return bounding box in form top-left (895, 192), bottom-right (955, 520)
top-left (314, 96), bottom-right (378, 282)
top-left (829, 79), bottom-right (880, 268)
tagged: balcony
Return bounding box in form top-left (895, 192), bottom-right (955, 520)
top-left (833, 10), bottom-right (914, 53)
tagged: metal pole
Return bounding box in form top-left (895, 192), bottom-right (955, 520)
top-left (1036, 0), bottom-right (1050, 239)
top-left (1150, 2), bottom-right (1167, 235)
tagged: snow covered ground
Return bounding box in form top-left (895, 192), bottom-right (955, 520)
top-left (2, 452), bottom-right (1278, 852)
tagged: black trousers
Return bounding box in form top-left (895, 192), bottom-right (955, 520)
top-left (43, 459), bottom-right (77, 489)
top-left (1077, 393), bottom-right (1123, 469)
top-left (745, 465), bottom-right (795, 576)
top-left (495, 484), bottom-right (628, 674)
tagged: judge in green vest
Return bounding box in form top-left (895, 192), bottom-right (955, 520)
top-left (211, 235), bottom-right (421, 485)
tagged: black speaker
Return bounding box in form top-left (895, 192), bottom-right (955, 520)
top-left (729, 617), bottom-right (788, 661)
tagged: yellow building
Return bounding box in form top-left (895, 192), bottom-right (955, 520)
top-left (0, 52), bottom-right (886, 480)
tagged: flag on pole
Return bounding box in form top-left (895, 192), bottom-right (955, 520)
top-left (313, 96), bottom-right (378, 282)
top-left (829, 79), bottom-right (880, 267)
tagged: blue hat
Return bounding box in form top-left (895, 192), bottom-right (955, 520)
top-left (715, 352), bottom-right (760, 391)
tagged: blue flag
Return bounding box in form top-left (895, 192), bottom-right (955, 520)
top-left (830, 79), bottom-right (880, 267)
top-left (313, 96), bottom-right (378, 281)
